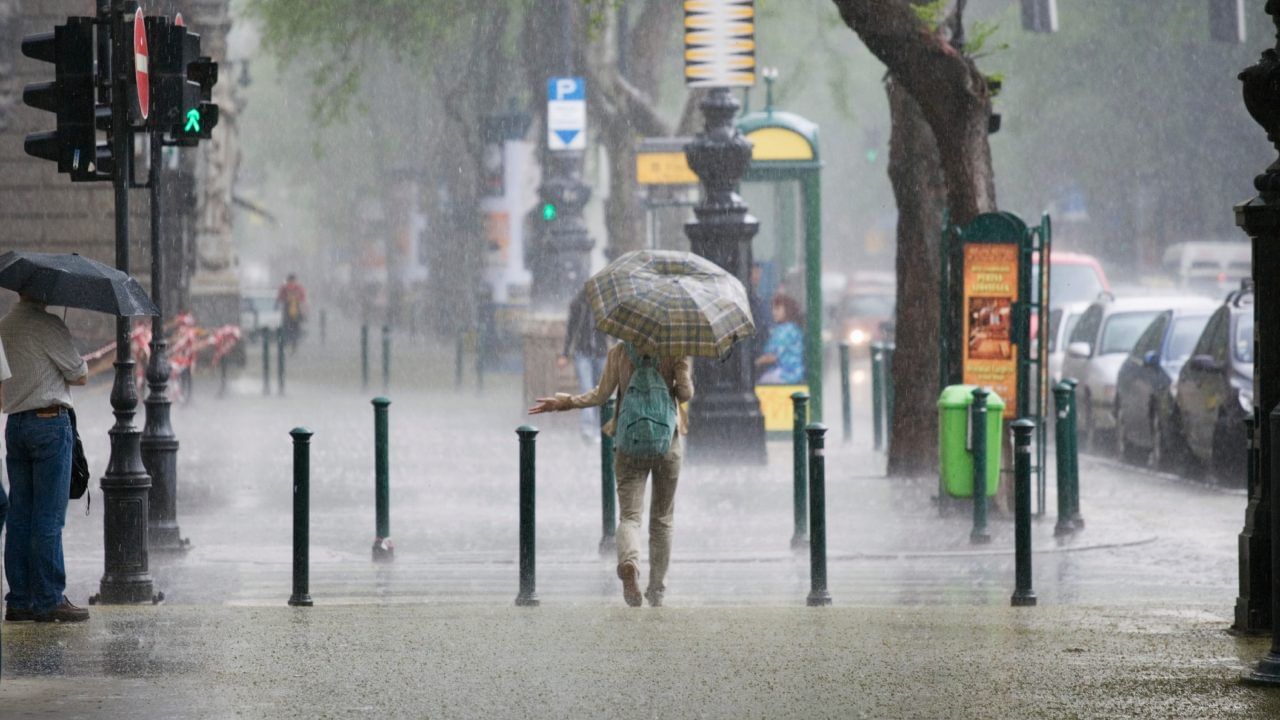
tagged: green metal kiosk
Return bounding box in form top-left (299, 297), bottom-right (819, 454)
top-left (736, 103), bottom-right (824, 426)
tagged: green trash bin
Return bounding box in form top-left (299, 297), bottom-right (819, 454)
top-left (938, 384), bottom-right (1004, 498)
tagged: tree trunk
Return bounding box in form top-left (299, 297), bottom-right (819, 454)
top-left (885, 78), bottom-right (945, 478)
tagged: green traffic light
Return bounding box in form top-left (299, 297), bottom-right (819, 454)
top-left (865, 148), bottom-right (878, 164)
top-left (542, 202), bottom-right (557, 221)
top-left (184, 108), bottom-right (201, 134)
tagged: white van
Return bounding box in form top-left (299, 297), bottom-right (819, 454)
top-left (1162, 241), bottom-right (1250, 298)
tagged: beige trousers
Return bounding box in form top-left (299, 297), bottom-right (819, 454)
top-left (614, 434), bottom-right (684, 593)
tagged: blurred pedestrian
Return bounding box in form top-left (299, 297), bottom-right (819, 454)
top-left (558, 288), bottom-right (610, 443)
top-left (755, 293), bottom-right (805, 384)
top-left (276, 273), bottom-right (308, 354)
top-left (529, 342), bottom-right (693, 608)
top-left (0, 294), bottom-right (89, 623)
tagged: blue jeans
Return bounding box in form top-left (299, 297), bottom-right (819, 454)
top-left (5, 411), bottom-right (73, 613)
top-left (574, 354), bottom-right (607, 438)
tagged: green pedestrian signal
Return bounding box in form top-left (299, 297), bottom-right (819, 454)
top-left (184, 108), bottom-right (201, 133)
top-left (541, 202), bottom-right (557, 221)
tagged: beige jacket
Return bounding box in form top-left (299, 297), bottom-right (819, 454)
top-left (555, 343), bottom-right (694, 437)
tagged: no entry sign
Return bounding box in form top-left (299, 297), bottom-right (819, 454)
top-left (133, 8), bottom-right (149, 120)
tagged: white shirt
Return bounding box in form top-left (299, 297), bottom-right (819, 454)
top-left (0, 300), bottom-right (88, 413)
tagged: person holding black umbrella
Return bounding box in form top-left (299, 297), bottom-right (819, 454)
top-left (0, 293), bottom-right (89, 623)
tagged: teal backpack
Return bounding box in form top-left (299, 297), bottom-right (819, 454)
top-left (615, 343), bottom-right (677, 458)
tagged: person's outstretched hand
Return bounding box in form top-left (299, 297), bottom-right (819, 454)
top-left (528, 397), bottom-right (560, 415)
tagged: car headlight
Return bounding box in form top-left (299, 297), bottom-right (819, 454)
top-left (848, 328), bottom-right (868, 346)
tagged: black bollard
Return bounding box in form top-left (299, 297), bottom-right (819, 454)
top-left (262, 329), bottom-right (271, 396)
top-left (970, 387), bottom-right (991, 544)
top-left (885, 342), bottom-right (896, 449)
top-left (277, 328), bottom-right (286, 396)
top-left (319, 309), bottom-right (327, 347)
top-left (381, 324), bottom-right (391, 392)
top-left (218, 357), bottom-right (228, 398)
top-left (372, 397), bottom-right (393, 562)
top-left (870, 342), bottom-right (885, 451)
top-left (791, 392), bottom-right (809, 549)
top-left (1053, 382), bottom-right (1075, 537)
top-left (839, 343), bottom-right (852, 443)
top-left (1010, 419), bottom-right (1037, 607)
top-left (515, 426), bottom-right (540, 607)
top-left (288, 427), bottom-right (314, 607)
top-left (806, 423), bottom-right (832, 607)
top-left (599, 400), bottom-right (617, 555)
top-left (361, 324), bottom-right (370, 391)
top-left (1063, 379), bottom-right (1084, 529)
top-left (474, 331), bottom-right (485, 395)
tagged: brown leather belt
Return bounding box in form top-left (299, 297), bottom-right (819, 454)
top-left (26, 405), bottom-right (67, 417)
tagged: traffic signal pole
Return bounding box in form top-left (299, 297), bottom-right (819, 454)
top-left (96, 0), bottom-right (156, 605)
top-left (141, 128), bottom-right (187, 553)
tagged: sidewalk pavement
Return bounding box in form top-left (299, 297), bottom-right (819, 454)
top-left (1, 319), bottom-right (1274, 716)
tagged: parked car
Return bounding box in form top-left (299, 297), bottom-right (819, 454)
top-left (1113, 300), bottom-right (1217, 467)
top-left (1046, 301), bottom-right (1090, 385)
top-left (240, 289), bottom-right (283, 341)
top-left (1162, 240), bottom-right (1251, 299)
top-left (1061, 294), bottom-right (1207, 448)
top-left (1033, 250), bottom-right (1111, 308)
top-left (1170, 285), bottom-right (1253, 484)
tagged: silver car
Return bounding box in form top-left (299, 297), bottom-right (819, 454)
top-left (1061, 295), bottom-right (1213, 448)
top-left (1046, 301), bottom-right (1091, 385)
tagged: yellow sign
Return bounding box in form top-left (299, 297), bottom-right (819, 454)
top-left (755, 384), bottom-right (807, 432)
top-left (745, 127), bottom-right (814, 161)
top-left (962, 244), bottom-right (1019, 418)
top-left (684, 0), bottom-right (756, 88)
top-left (636, 151), bottom-right (698, 185)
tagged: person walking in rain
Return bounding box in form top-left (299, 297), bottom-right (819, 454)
top-left (276, 273), bottom-right (308, 353)
top-left (529, 343), bottom-right (693, 608)
top-left (1, 293), bottom-right (89, 623)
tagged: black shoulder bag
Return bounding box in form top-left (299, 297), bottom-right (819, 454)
top-left (67, 408), bottom-right (90, 509)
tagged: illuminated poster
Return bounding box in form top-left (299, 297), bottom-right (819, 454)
top-left (962, 244), bottom-right (1019, 418)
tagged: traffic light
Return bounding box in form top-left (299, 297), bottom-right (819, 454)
top-left (147, 17), bottom-right (217, 145)
top-left (175, 32), bottom-right (218, 145)
top-left (22, 18), bottom-right (106, 180)
top-left (541, 201), bottom-right (558, 222)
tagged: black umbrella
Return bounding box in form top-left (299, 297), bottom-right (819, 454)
top-left (0, 251), bottom-right (158, 317)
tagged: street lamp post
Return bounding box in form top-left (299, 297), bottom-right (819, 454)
top-left (1238, 2), bottom-right (1280, 683)
top-left (96, 0), bottom-right (154, 604)
top-left (683, 87), bottom-right (767, 463)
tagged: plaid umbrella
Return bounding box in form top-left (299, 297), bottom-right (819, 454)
top-left (585, 250), bottom-right (755, 359)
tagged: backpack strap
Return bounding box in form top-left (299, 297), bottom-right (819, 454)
top-left (623, 341), bottom-right (653, 369)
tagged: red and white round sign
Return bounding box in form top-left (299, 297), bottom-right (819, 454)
top-left (133, 8), bottom-right (149, 120)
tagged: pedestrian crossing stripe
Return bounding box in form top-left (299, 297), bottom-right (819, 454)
top-left (684, 0), bottom-right (756, 88)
